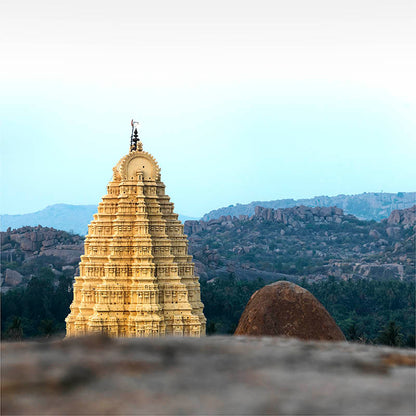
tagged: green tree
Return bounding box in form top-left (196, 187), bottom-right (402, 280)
top-left (346, 321), bottom-right (361, 341)
top-left (377, 321), bottom-right (402, 347)
top-left (6, 316), bottom-right (23, 341)
top-left (405, 334), bottom-right (415, 348)
top-left (23, 267), bottom-right (55, 320)
top-left (39, 319), bottom-right (56, 337)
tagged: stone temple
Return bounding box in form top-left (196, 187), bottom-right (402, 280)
top-left (65, 123), bottom-right (206, 337)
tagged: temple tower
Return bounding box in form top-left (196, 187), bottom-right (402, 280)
top-left (65, 122), bottom-right (206, 337)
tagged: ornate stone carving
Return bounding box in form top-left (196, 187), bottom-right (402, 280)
top-left (65, 137), bottom-right (206, 337)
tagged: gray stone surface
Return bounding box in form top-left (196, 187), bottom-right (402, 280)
top-left (4, 269), bottom-right (23, 287)
top-left (2, 335), bottom-right (415, 415)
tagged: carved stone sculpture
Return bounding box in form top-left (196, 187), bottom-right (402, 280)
top-left (66, 128), bottom-right (206, 337)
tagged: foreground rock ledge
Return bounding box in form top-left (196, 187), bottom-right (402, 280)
top-left (2, 335), bottom-right (415, 415)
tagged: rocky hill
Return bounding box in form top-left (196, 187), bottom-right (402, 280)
top-left (202, 192), bottom-right (416, 222)
top-left (0, 226), bottom-right (83, 292)
top-left (185, 205), bottom-right (415, 284)
top-left (384, 205), bottom-right (416, 227)
top-left (2, 209), bottom-right (415, 342)
top-left (2, 206), bottom-right (414, 293)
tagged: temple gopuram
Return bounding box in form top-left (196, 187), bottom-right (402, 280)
top-left (65, 122), bottom-right (206, 337)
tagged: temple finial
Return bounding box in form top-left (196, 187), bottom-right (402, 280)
top-left (130, 120), bottom-right (142, 152)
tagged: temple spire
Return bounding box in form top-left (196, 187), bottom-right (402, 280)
top-left (65, 132), bottom-right (206, 338)
top-left (130, 120), bottom-right (142, 152)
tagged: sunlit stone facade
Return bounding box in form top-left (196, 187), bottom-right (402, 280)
top-left (65, 129), bottom-right (206, 337)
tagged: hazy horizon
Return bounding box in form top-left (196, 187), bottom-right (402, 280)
top-left (1, 0), bottom-right (415, 217)
top-left (1, 191), bottom-right (415, 220)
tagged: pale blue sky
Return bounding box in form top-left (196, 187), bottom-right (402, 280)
top-left (1, 0), bottom-right (415, 217)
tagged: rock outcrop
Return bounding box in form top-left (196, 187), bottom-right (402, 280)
top-left (3, 204), bottom-right (415, 293)
top-left (234, 281), bottom-right (346, 341)
top-left (386, 205), bottom-right (416, 228)
top-left (4, 269), bottom-right (23, 287)
top-left (185, 205), bottom-right (350, 235)
top-left (0, 226), bottom-right (83, 292)
top-left (202, 192), bottom-right (416, 222)
top-left (2, 335), bottom-right (414, 415)
top-left (253, 205), bottom-right (346, 226)
top-left (1, 226), bottom-right (83, 263)
top-left (184, 205), bottom-right (415, 283)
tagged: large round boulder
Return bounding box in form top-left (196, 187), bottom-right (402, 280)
top-left (234, 281), bottom-right (346, 341)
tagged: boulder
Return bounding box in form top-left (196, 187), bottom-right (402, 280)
top-left (4, 269), bottom-right (23, 287)
top-left (387, 205), bottom-right (416, 226)
top-left (62, 265), bottom-right (75, 271)
top-left (353, 263), bottom-right (404, 281)
top-left (40, 247), bottom-right (83, 264)
top-left (386, 227), bottom-right (402, 239)
top-left (369, 229), bottom-right (381, 239)
top-left (234, 281), bottom-right (345, 341)
top-left (19, 237), bottom-right (36, 251)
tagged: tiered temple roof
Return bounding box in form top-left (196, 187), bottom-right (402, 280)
top-left (65, 124), bottom-right (206, 337)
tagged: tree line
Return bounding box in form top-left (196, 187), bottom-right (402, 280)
top-left (201, 275), bottom-right (415, 347)
top-left (1, 268), bottom-right (414, 347)
top-left (1, 268), bottom-right (73, 339)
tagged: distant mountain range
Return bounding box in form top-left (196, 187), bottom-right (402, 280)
top-left (1, 192), bottom-right (415, 235)
top-left (0, 204), bottom-right (197, 236)
top-left (202, 192), bottom-right (416, 222)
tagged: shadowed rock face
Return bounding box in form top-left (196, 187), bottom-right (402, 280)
top-left (1, 335), bottom-right (415, 415)
top-left (235, 281), bottom-right (346, 341)
top-left (386, 205), bottom-right (416, 227)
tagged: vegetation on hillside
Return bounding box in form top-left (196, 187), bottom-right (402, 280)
top-left (2, 269), bottom-right (414, 348)
top-left (2, 208), bottom-right (414, 347)
top-left (1, 226), bottom-right (82, 292)
top-left (1, 268), bottom-right (73, 339)
top-left (187, 206), bottom-right (415, 282)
